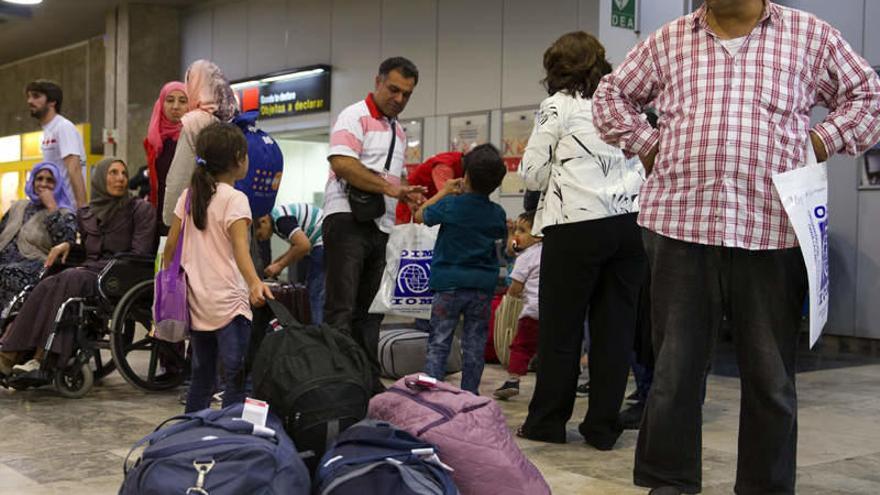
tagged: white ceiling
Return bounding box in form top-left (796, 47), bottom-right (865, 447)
top-left (0, 0), bottom-right (207, 66)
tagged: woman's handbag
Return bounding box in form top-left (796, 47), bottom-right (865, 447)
top-left (152, 191), bottom-right (190, 342)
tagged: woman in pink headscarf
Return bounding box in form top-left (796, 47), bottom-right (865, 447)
top-left (143, 81), bottom-right (187, 233)
top-left (161, 60), bottom-right (238, 226)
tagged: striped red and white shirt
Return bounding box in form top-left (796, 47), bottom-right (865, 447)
top-left (325, 94), bottom-right (406, 233)
top-left (593, 2), bottom-right (880, 250)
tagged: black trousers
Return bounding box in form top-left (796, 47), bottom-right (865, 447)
top-left (523, 213), bottom-right (647, 448)
top-left (634, 230), bottom-right (807, 494)
top-left (322, 213), bottom-right (388, 390)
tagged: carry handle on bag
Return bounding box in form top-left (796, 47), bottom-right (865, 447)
top-left (152, 191), bottom-right (191, 343)
top-left (266, 298), bottom-right (301, 328)
top-left (347, 120), bottom-right (396, 222)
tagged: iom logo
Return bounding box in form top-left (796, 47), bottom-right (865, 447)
top-left (814, 205), bottom-right (829, 304)
top-left (392, 249), bottom-right (433, 306)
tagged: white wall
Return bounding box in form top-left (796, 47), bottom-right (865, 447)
top-left (180, 1), bottom-right (617, 157)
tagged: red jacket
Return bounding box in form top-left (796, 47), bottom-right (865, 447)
top-left (396, 151), bottom-right (464, 224)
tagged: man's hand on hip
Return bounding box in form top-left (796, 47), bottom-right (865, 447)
top-left (640, 145), bottom-right (659, 175)
top-left (810, 131), bottom-right (829, 163)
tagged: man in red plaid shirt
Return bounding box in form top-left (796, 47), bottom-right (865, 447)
top-left (593, 1), bottom-right (880, 494)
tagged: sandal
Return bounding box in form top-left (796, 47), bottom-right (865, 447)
top-left (515, 424), bottom-right (567, 444)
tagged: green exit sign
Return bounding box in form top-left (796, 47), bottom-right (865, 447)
top-left (611, 0), bottom-right (638, 30)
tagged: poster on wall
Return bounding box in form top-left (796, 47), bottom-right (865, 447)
top-left (611, 0), bottom-right (640, 31)
top-left (500, 108), bottom-right (536, 196)
top-left (449, 113), bottom-right (490, 154)
top-left (402, 119), bottom-right (423, 177)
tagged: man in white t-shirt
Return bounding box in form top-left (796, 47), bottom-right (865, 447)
top-left (323, 57), bottom-right (426, 391)
top-left (26, 80), bottom-right (87, 207)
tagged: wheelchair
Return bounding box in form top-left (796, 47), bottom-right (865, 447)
top-left (0, 253), bottom-right (188, 397)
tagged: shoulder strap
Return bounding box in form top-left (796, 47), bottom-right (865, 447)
top-left (383, 121), bottom-right (397, 173)
top-left (169, 190), bottom-right (191, 270)
top-left (267, 298), bottom-right (299, 327)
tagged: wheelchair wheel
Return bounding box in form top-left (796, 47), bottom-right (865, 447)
top-left (110, 279), bottom-right (187, 392)
top-left (55, 362), bottom-right (94, 399)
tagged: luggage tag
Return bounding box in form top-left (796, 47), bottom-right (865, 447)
top-left (404, 375), bottom-right (437, 390)
top-left (242, 397), bottom-right (269, 428)
top-left (405, 374), bottom-right (437, 391)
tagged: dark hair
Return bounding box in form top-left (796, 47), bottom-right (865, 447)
top-left (541, 31), bottom-right (612, 98)
top-left (25, 79), bottom-right (63, 113)
top-left (191, 122), bottom-right (248, 230)
top-left (379, 57), bottom-right (419, 85)
top-left (463, 144), bottom-right (506, 195)
top-left (518, 210), bottom-right (537, 226)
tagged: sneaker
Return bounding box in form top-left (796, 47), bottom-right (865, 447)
top-left (12, 358), bottom-right (40, 374)
top-left (212, 390), bottom-right (224, 404)
top-left (493, 379), bottom-right (520, 400)
top-left (576, 381), bottom-right (590, 397)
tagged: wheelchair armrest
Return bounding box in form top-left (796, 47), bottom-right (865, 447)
top-left (111, 252), bottom-right (156, 267)
top-left (41, 244), bottom-right (88, 277)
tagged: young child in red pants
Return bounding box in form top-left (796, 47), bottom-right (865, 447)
top-left (493, 210), bottom-right (542, 400)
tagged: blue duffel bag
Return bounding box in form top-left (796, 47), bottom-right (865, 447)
top-left (314, 419), bottom-right (458, 495)
top-left (119, 404), bottom-right (310, 495)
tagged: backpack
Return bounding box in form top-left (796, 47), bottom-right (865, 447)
top-left (314, 419), bottom-right (459, 495)
top-left (252, 300), bottom-right (373, 473)
top-left (233, 110), bottom-right (284, 218)
top-left (369, 375), bottom-right (551, 495)
top-left (119, 403), bottom-right (310, 495)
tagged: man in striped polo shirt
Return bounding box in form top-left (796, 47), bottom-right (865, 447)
top-left (324, 57), bottom-right (426, 392)
top-left (255, 202), bottom-right (326, 323)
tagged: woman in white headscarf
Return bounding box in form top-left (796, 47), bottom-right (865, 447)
top-left (161, 59), bottom-right (239, 226)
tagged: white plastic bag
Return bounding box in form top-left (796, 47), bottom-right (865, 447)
top-left (370, 223), bottom-right (440, 320)
top-left (772, 143), bottom-right (828, 348)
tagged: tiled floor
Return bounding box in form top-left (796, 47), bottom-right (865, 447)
top-left (2, 357), bottom-right (880, 494)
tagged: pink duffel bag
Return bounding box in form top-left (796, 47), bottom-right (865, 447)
top-left (368, 375), bottom-right (550, 495)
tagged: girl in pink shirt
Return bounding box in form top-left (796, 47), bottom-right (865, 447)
top-left (163, 122), bottom-right (273, 412)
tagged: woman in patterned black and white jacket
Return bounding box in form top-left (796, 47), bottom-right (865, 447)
top-left (517, 31), bottom-right (648, 451)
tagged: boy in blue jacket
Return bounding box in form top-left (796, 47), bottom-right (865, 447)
top-left (415, 144), bottom-right (507, 394)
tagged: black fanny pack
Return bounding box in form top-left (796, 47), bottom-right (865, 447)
top-left (347, 184), bottom-right (386, 222)
top-left (347, 120), bottom-right (396, 222)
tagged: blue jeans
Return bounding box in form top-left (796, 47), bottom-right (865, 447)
top-left (425, 289), bottom-right (492, 394)
top-left (186, 315), bottom-right (252, 413)
top-left (307, 245), bottom-right (326, 325)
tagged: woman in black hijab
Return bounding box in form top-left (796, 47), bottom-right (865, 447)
top-left (0, 158), bottom-right (156, 376)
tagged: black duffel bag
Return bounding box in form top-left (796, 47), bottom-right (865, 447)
top-left (251, 300), bottom-right (373, 473)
